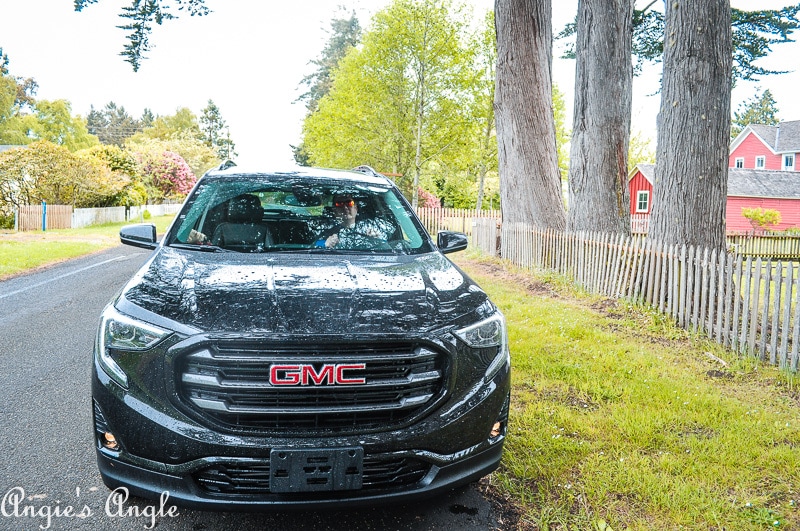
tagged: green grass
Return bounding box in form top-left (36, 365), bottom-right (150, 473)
top-left (454, 251), bottom-right (800, 531)
top-left (0, 215), bottom-right (175, 279)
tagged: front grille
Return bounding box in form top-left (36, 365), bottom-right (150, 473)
top-left (194, 456), bottom-right (429, 495)
top-left (178, 341), bottom-right (446, 433)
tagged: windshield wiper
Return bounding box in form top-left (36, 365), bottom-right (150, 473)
top-left (168, 243), bottom-right (234, 253)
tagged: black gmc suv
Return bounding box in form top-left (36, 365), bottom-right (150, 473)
top-left (92, 164), bottom-right (510, 510)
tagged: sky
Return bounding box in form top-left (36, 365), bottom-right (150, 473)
top-left (1, 1), bottom-right (800, 167)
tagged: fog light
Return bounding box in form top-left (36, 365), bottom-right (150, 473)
top-left (491, 421), bottom-right (503, 438)
top-left (102, 432), bottom-right (120, 451)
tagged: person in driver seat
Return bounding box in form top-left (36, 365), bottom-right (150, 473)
top-left (315, 195), bottom-right (382, 249)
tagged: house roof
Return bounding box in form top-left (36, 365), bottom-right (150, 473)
top-left (631, 163), bottom-right (800, 200)
top-left (728, 168), bottom-right (800, 199)
top-left (730, 120), bottom-right (800, 153)
top-left (629, 163), bottom-right (655, 184)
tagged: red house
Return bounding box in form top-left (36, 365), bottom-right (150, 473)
top-left (729, 121), bottom-right (800, 171)
top-left (628, 164), bottom-right (800, 232)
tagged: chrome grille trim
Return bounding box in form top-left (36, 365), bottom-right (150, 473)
top-left (177, 341), bottom-right (447, 433)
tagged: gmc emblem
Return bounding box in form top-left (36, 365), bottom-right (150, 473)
top-left (269, 363), bottom-right (367, 386)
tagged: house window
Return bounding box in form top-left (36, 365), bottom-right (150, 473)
top-left (784, 154), bottom-right (795, 171)
top-left (755, 156), bottom-right (765, 168)
top-left (735, 157), bottom-right (744, 168)
top-left (636, 191), bottom-right (650, 213)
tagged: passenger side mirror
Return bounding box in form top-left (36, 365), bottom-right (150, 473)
top-left (120, 224), bottom-right (158, 250)
top-left (437, 231), bottom-right (468, 254)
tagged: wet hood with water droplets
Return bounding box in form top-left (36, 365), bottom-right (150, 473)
top-left (120, 247), bottom-right (488, 334)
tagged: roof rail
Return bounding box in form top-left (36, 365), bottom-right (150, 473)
top-left (217, 160), bottom-right (237, 171)
top-left (352, 165), bottom-right (383, 178)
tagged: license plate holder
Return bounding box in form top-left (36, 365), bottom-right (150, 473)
top-left (269, 447), bottom-right (364, 493)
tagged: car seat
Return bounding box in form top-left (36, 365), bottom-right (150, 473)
top-left (211, 194), bottom-right (273, 251)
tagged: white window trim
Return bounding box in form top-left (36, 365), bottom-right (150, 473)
top-left (635, 191), bottom-right (650, 213)
top-left (734, 157), bottom-right (744, 168)
top-left (755, 156), bottom-right (765, 168)
top-left (784, 154), bottom-right (796, 171)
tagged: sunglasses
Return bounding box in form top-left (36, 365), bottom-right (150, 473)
top-left (333, 199), bottom-right (356, 208)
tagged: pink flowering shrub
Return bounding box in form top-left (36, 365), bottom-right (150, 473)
top-left (418, 187), bottom-right (441, 208)
top-left (141, 151), bottom-right (197, 199)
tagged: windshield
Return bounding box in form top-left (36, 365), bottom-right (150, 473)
top-left (167, 174), bottom-right (434, 254)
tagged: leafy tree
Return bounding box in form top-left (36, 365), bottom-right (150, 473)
top-left (0, 75), bottom-right (17, 131)
top-left (126, 107), bottom-right (219, 177)
top-left (298, 9), bottom-right (362, 112)
top-left (81, 143), bottom-right (139, 177)
top-left (558, 4), bottom-right (800, 82)
top-left (291, 143), bottom-right (310, 167)
top-left (649, 0), bottom-right (732, 250)
top-left (74, 0), bottom-right (211, 71)
top-left (22, 99), bottom-right (99, 151)
top-left (294, 8), bottom-right (362, 165)
top-left (0, 47), bottom-right (8, 76)
top-left (469, 10), bottom-right (498, 211)
top-left (303, 0), bottom-right (478, 207)
top-left (200, 99), bottom-right (236, 160)
top-left (0, 50), bottom-right (37, 114)
top-left (566, 0), bottom-right (634, 234)
top-left (731, 88), bottom-right (780, 138)
top-left (138, 107), bottom-right (203, 141)
top-left (303, 35), bottom-right (413, 181)
top-left (393, 0), bottom-right (476, 207)
top-left (0, 141), bottom-right (124, 211)
top-left (0, 53), bottom-right (38, 143)
top-left (86, 101), bottom-right (144, 146)
top-left (141, 108), bottom-right (155, 128)
top-left (553, 85), bottom-right (569, 181)
top-left (80, 144), bottom-right (147, 206)
top-left (495, 0), bottom-right (566, 229)
top-left (628, 130), bottom-right (655, 171)
top-left (126, 134), bottom-right (218, 181)
top-left (742, 206), bottom-right (781, 233)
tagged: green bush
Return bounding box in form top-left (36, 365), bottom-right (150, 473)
top-left (0, 212), bottom-right (14, 229)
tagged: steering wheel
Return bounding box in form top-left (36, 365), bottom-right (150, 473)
top-left (350, 232), bottom-right (392, 250)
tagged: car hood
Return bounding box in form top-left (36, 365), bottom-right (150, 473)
top-left (120, 247), bottom-right (488, 334)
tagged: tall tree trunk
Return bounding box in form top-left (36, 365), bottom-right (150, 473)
top-left (494, 0), bottom-right (566, 229)
top-left (649, 0), bottom-right (731, 250)
top-left (566, 0), bottom-right (634, 234)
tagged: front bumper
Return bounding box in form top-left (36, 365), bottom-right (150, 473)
top-left (96, 439), bottom-right (504, 511)
top-left (92, 352), bottom-right (510, 510)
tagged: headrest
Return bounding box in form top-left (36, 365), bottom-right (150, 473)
top-left (227, 194), bottom-right (263, 223)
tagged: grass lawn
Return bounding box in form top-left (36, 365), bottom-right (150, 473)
top-left (454, 252), bottom-right (800, 531)
top-left (0, 215), bottom-right (175, 280)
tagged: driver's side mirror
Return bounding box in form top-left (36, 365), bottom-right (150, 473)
top-left (437, 231), bottom-right (468, 254)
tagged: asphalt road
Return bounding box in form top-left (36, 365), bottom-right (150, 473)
top-left (0, 245), bottom-right (509, 530)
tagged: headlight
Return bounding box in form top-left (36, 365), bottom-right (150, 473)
top-left (454, 311), bottom-right (510, 382)
top-left (96, 305), bottom-right (170, 388)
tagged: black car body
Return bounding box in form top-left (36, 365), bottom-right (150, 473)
top-left (92, 165), bottom-right (510, 510)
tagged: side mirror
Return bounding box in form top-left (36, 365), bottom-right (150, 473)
top-left (437, 231), bottom-right (468, 254)
top-left (120, 224), bottom-right (158, 250)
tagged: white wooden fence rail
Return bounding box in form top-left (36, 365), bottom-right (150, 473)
top-left (16, 203), bottom-right (183, 230)
top-left (472, 219), bottom-right (800, 371)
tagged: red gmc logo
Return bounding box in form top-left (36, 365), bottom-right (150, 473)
top-left (269, 363), bottom-right (367, 386)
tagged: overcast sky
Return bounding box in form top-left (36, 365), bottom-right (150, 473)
top-left (1, 0), bottom-right (799, 167)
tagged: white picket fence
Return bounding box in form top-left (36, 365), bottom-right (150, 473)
top-left (472, 219), bottom-right (800, 370)
top-left (17, 203), bottom-right (183, 230)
